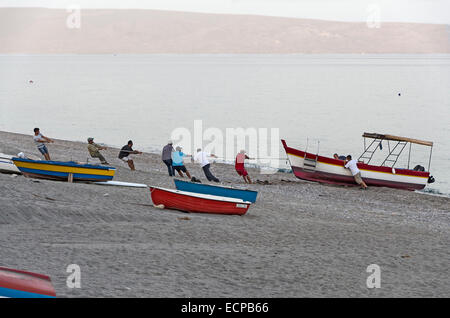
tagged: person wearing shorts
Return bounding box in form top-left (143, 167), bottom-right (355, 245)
top-left (38, 145), bottom-right (49, 156)
top-left (119, 140), bottom-right (142, 171)
top-left (33, 128), bottom-right (54, 160)
top-left (172, 146), bottom-right (192, 179)
top-left (344, 155), bottom-right (368, 189)
top-left (235, 150), bottom-right (252, 184)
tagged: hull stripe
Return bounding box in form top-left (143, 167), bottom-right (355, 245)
top-left (14, 162), bottom-right (115, 176)
top-left (19, 168), bottom-right (114, 180)
top-left (0, 286), bottom-right (55, 298)
top-left (291, 167), bottom-right (425, 190)
top-left (281, 139), bottom-right (428, 190)
top-left (287, 152), bottom-right (427, 179)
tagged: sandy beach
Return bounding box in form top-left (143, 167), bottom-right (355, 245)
top-left (0, 130), bottom-right (449, 297)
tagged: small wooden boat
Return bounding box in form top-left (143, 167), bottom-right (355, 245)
top-left (12, 158), bottom-right (115, 182)
top-left (149, 186), bottom-right (251, 215)
top-left (0, 154), bottom-right (21, 174)
top-left (282, 133), bottom-right (435, 191)
top-left (0, 267), bottom-right (56, 298)
top-left (174, 179), bottom-right (258, 203)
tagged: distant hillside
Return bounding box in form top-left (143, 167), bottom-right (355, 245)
top-left (0, 8), bottom-right (449, 53)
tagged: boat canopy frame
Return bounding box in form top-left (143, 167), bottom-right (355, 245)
top-left (358, 133), bottom-right (433, 171)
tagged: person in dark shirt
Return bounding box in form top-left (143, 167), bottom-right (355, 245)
top-left (119, 140), bottom-right (142, 171)
top-left (161, 140), bottom-right (175, 176)
top-left (333, 153), bottom-right (347, 160)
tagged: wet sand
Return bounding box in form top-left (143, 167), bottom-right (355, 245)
top-left (0, 130), bottom-right (449, 297)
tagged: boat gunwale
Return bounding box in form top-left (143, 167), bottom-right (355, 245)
top-left (12, 157), bottom-right (115, 170)
top-left (0, 267), bottom-right (51, 281)
top-left (149, 186), bottom-right (252, 204)
top-left (174, 178), bottom-right (257, 193)
top-left (0, 267), bottom-right (56, 297)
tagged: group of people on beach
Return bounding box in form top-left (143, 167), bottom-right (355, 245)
top-left (32, 128), bottom-right (254, 184)
top-left (33, 127), bottom-right (366, 188)
top-left (160, 140), bottom-right (253, 184)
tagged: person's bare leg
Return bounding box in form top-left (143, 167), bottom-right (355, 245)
top-left (128, 160), bottom-right (135, 171)
top-left (177, 170), bottom-right (184, 177)
top-left (246, 175), bottom-right (252, 184)
top-left (185, 170), bottom-right (192, 179)
top-left (44, 153), bottom-right (50, 161)
top-left (358, 180), bottom-right (368, 189)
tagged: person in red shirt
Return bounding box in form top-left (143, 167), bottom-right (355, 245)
top-left (235, 150), bottom-right (252, 184)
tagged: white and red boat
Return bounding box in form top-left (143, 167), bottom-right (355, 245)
top-left (281, 133), bottom-right (435, 191)
top-left (149, 186), bottom-right (251, 215)
top-left (0, 267), bottom-right (56, 298)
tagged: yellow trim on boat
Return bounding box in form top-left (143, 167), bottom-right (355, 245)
top-left (286, 152), bottom-right (428, 179)
top-left (14, 161), bottom-right (115, 176)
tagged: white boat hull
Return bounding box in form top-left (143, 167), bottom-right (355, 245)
top-left (0, 154), bottom-right (21, 174)
top-left (282, 140), bottom-right (429, 191)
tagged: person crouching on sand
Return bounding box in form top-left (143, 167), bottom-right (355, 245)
top-left (87, 137), bottom-right (109, 165)
top-left (235, 150), bottom-right (252, 184)
top-left (172, 146), bottom-right (192, 179)
top-left (118, 140), bottom-right (142, 171)
top-left (194, 148), bottom-right (220, 182)
top-left (33, 127), bottom-right (54, 160)
top-left (344, 155), bottom-right (368, 189)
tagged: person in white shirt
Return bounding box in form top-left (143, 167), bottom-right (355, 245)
top-left (33, 127), bottom-right (54, 160)
top-left (194, 148), bottom-right (220, 182)
top-left (344, 155), bottom-right (368, 189)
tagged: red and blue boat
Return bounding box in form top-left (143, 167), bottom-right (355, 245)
top-left (0, 267), bottom-right (56, 298)
top-left (174, 179), bottom-right (258, 203)
top-left (149, 186), bottom-right (252, 215)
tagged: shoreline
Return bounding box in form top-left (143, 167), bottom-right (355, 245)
top-left (0, 130), bottom-right (449, 297)
top-left (1, 130), bottom-right (447, 197)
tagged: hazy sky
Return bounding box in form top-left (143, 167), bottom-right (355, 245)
top-left (1, 0), bottom-right (449, 24)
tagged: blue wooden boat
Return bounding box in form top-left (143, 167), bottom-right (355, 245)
top-left (174, 179), bottom-right (258, 203)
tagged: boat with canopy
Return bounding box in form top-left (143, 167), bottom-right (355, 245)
top-left (281, 133), bottom-right (435, 191)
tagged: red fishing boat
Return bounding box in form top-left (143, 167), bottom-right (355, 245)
top-left (149, 186), bottom-right (251, 215)
top-left (281, 133), bottom-right (435, 191)
top-left (0, 267), bottom-right (56, 298)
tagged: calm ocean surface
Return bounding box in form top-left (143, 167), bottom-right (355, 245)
top-left (0, 54), bottom-right (449, 195)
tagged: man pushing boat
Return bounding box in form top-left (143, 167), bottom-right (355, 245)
top-left (344, 155), bottom-right (368, 189)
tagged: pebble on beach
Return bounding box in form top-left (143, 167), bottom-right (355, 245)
top-left (0, 130), bottom-right (449, 298)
